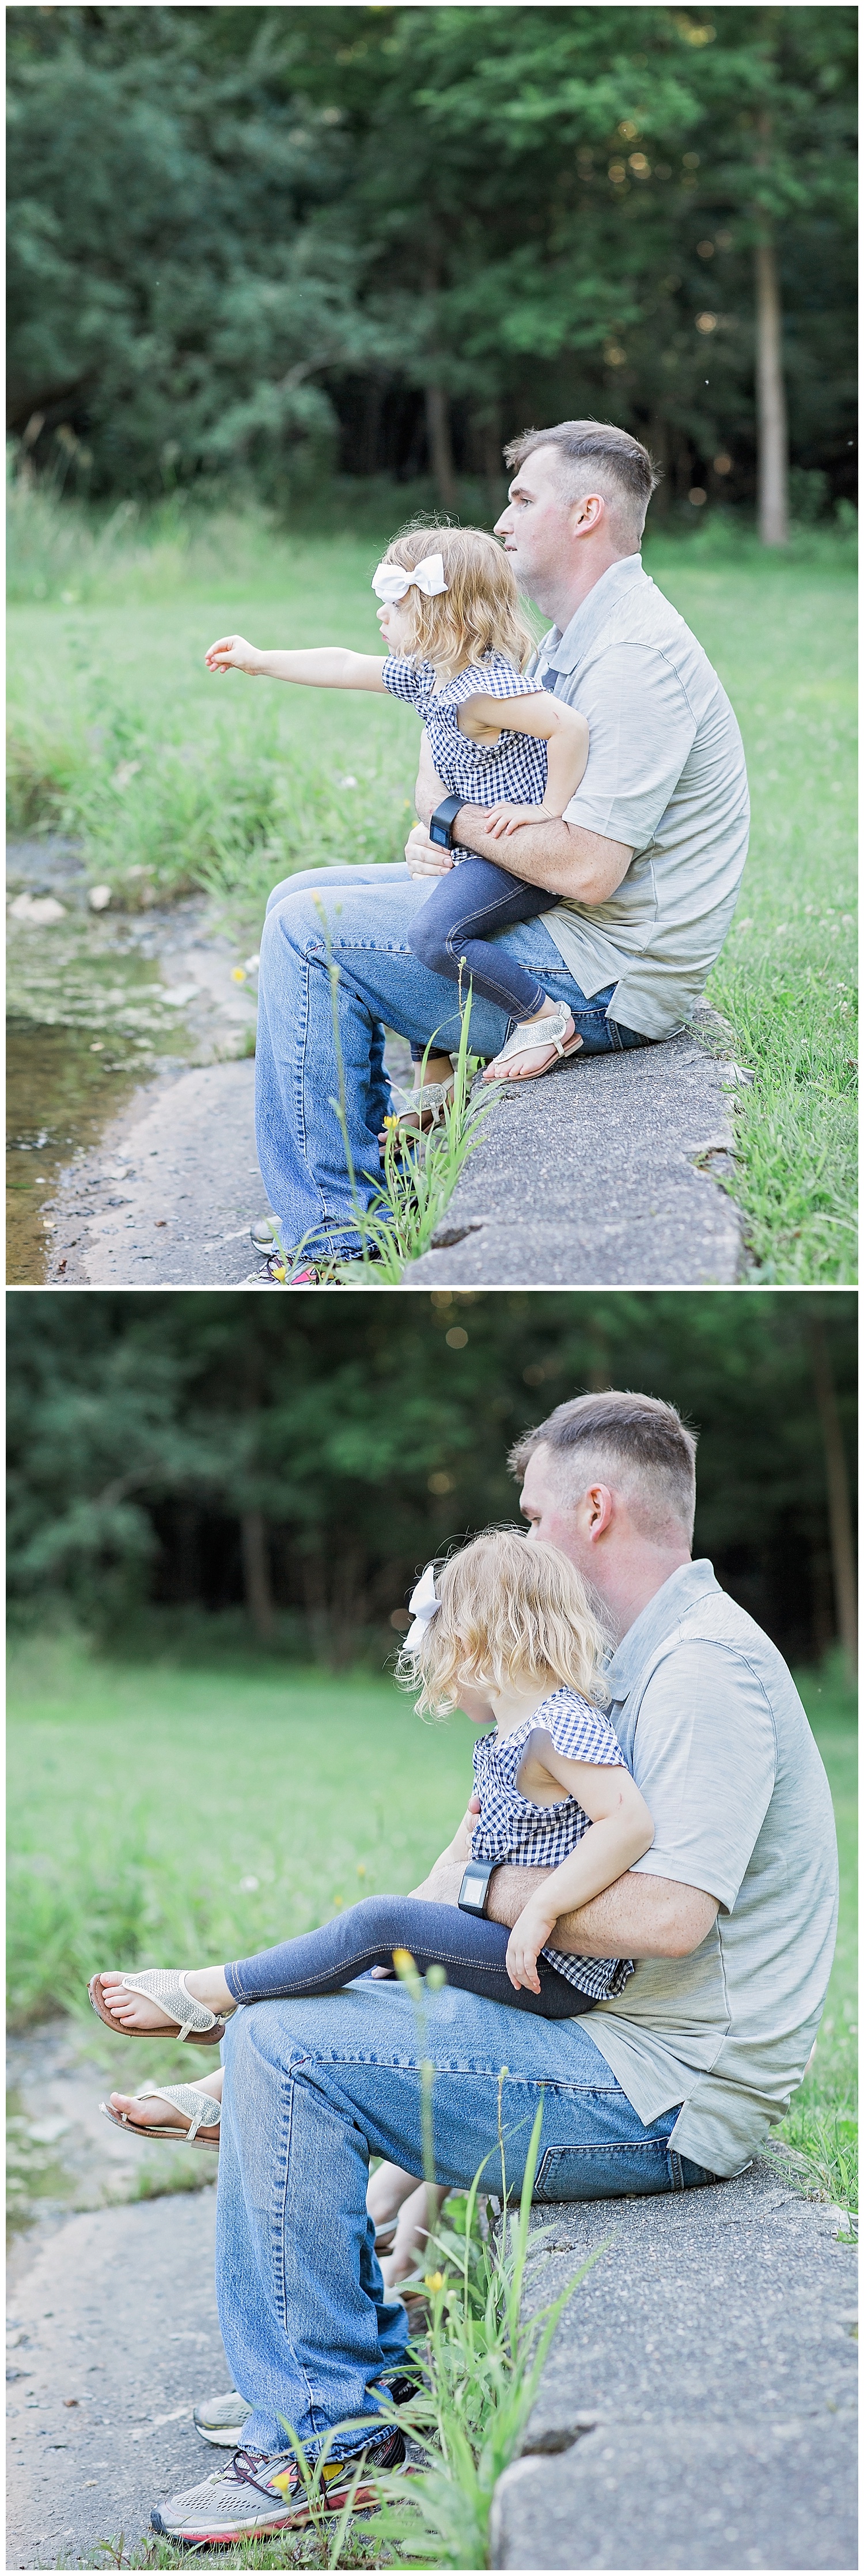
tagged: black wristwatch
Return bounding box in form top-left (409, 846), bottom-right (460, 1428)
top-left (458, 1857), bottom-right (497, 1918)
top-left (429, 794), bottom-right (465, 851)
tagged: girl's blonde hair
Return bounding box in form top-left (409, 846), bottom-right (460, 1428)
top-left (400, 1527), bottom-right (609, 1720)
top-left (381, 524), bottom-right (537, 679)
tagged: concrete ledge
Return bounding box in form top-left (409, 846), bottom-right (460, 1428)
top-left (491, 2412), bottom-right (857, 2570)
top-left (490, 2160), bottom-right (857, 2570)
top-left (409, 1017), bottom-right (744, 1286)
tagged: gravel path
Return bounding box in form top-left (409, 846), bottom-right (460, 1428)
top-left (7, 2191), bottom-right (226, 2571)
top-left (51, 1060), bottom-right (264, 1285)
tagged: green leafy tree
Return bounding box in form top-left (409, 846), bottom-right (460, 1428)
top-left (7, 5), bottom-right (377, 501)
top-left (6, 1293), bottom-right (856, 1669)
top-left (7, 6), bottom-right (855, 526)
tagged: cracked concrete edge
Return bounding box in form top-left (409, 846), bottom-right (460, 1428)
top-left (408, 1012), bottom-right (747, 1289)
top-left (488, 2414), bottom-right (858, 2573)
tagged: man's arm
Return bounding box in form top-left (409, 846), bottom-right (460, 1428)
top-left (486, 1863), bottom-right (718, 1959)
top-left (411, 731), bottom-right (631, 906)
top-left (413, 1852), bottom-right (717, 1957)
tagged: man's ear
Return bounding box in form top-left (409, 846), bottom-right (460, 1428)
top-left (584, 1482), bottom-right (614, 1539)
top-left (572, 492), bottom-right (606, 538)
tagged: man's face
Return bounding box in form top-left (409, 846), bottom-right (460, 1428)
top-left (518, 1445), bottom-right (591, 1576)
top-left (495, 445), bottom-right (580, 592)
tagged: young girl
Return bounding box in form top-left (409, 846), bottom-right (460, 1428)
top-left (205, 526), bottom-right (590, 1117)
top-left (89, 1532), bottom-right (653, 2315)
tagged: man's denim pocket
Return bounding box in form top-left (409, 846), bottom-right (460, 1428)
top-left (534, 2139), bottom-right (715, 2200)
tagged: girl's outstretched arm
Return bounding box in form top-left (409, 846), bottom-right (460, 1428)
top-left (205, 633), bottom-right (389, 692)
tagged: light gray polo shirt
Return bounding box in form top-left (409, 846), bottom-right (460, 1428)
top-left (586, 1561), bottom-right (839, 2177)
top-left (535, 556), bottom-right (750, 1039)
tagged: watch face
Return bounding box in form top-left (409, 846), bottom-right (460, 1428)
top-left (429, 819), bottom-right (447, 846)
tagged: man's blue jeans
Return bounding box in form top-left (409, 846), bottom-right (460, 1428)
top-left (216, 1982), bottom-right (714, 2462)
top-left (255, 863), bottom-right (650, 1260)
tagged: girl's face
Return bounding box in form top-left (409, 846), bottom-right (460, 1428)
top-left (376, 593), bottom-right (417, 655)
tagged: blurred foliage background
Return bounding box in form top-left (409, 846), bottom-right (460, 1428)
top-left (7, 1287), bottom-right (856, 1670)
top-left (7, 3), bottom-right (857, 531)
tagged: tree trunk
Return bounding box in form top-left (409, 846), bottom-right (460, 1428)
top-left (425, 384), bottom-right (457, 512)
top-left (476, 406), bottom-right (505, 521)
top-left (240, 1508), bottom-right (275, 1642)
top-left (755, 235), bottom-right (789, 547)
top-left (808, 1313), bottom-right (857, 1683)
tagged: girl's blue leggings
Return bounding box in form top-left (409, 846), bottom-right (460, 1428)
top-left (407, 855), bottom-right (557, 1054)
top-left (224, 1891), bottom-right (596, 2022)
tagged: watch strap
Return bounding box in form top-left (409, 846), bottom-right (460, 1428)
top-left (457, 1859), bottom-right (496, 1918)
top-left (430, 794), bottom-right (465, 849)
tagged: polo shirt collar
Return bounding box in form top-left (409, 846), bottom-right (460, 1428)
top-left (604, 1559), bottom-right (721, 1702)
top-left (542, 552), bottom-right (649, 675)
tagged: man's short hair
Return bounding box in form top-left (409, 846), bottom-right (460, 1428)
top-left (503, 419), bottom-right (660, 546)
top-left (510, 1389), bottom-right (697, 1545)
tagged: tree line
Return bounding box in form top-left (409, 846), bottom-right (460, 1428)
top-left (6, 1290), bottom-right (857, 1675)
top-left (7, 5), bottom-right (857, 543)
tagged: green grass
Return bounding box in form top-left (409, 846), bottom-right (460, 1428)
top-left (6, 478), bottom-right (857, 1276)
top-left (643, 529), bottom-right (857, 1286)
top-left (6, 1638), bottom-right (476, 2057)
top-left (771, 1657), bottom-right (858, 2221)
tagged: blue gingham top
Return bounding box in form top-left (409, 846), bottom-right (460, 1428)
top-left (471, 1687), bottom-right (635, 2001)
top-left (382, 652), bottom-right (548, 857)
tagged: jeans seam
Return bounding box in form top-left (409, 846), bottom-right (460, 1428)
top-left (275, 2068), bottom-right (325, 2443)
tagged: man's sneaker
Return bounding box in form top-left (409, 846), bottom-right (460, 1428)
top-left (192, 2387), bottom-right (252, 2447)
top-left (151, 2427), bottom-right (406, 2540)
top-left (194, 2374), bottom-right (417, 2446)
top-left (249, 1214), bottom-right (279, 1254)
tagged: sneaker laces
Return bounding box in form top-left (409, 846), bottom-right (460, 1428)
top-left (226, 2449), bottom-right (289, 2501)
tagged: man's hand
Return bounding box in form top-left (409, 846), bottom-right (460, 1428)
top-left (404, 820), bottom-right (453, 879)
top-left (486, 1866), bottom-right (718, 1961)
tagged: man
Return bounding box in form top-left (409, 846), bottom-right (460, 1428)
top-left (254, 420), bottom-right (749, 1274)
top-left (150, 1389), bottom-right (838, 2543)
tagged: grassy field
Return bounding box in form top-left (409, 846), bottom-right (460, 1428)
top-left (7, 1636), bottom-right (857, 2212)
top-left (6, 485), bottom-right (857, 1280)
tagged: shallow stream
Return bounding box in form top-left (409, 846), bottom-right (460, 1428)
top-left (6, 840), bottom-right (257, 1282)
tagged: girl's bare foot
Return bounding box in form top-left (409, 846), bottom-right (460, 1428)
top-left (380, 1055), bottom-right (454, 1142)
top-left (108, 2069), bottom-right (223, 2133)
top-left (483, 1002), bottom-right (579, 1083)
top-left (367, 2159), bottom-right (425, 2234)
top-left (378, 2180), bottom-right (448, 2288)
top-left (97, 1966), bottom-right (233, 2033)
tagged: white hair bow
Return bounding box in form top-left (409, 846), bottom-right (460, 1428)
top-left (372, 554), bottom-right (449, 605)
top-left (402, 1563), bottom-right (441, 1652)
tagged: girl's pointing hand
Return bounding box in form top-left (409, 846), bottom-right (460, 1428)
top-left (205, 634), bottom-right (262, 675)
